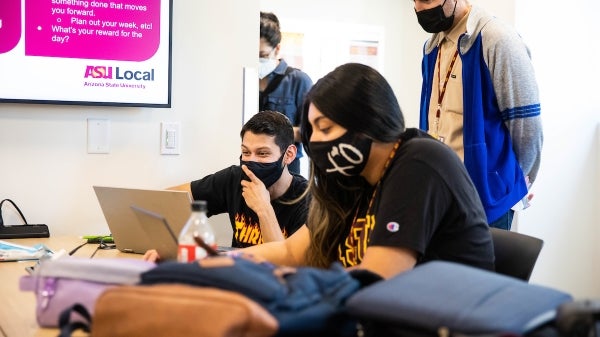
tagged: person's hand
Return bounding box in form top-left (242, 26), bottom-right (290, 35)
top-left (240, 165), bottom-right (271, 213)
top-left (524, 175), bottom-right (534, 207)
top-left (143, 249), bottom-right (161, 262)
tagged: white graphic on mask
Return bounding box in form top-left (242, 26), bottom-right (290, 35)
top-left (325, 143), bottom-right (364, 176)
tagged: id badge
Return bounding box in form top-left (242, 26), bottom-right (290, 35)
top-left (429, 132), bottom-right (445, 143)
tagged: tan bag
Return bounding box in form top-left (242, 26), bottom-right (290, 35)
top-left (91, 284), bottom-right (278, 337)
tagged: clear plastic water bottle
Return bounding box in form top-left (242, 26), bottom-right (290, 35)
top-left (177, 200), bottom-right (216, 262)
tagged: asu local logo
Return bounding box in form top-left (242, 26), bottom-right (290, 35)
top-left (84, 66), bottom-right (155, 81)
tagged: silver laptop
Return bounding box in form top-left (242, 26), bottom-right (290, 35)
top-left (130, 205), bottom-right (180, 260)
top-left (93, 186), bottom-right (192, 254)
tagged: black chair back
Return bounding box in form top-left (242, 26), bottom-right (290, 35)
top-left (490, 227), bottom-right (544, 282)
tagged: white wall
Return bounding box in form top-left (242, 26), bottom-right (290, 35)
top-left (514, 0), bottom-right (600, 298)
top-left (1, 0), bottom-right (598, 298)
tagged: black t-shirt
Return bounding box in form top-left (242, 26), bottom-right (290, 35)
top-left (338, 129), bottom-right (494, 271)
top-left (190, 165), bottom-right (309, 248)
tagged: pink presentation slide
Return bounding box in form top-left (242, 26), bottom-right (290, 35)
top-left (0, 0), bottom-right (21, 54)
top-left (0, 0), bottom-right (171, 107)
top-left (20, 0), bottom-right (161, 61)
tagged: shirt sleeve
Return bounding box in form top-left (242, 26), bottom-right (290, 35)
top-left (369, 158), bottom-right (453, 256)
top-left (483, 21), bottom-right (543, 183)
top-left (190, 166), bottom-right (239, 216)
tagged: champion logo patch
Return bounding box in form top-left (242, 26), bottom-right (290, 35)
top-left (386, 222), bottom-right (400, 232)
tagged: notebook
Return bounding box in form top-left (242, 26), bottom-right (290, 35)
top-left (93, 186), bottom-right (192, 254)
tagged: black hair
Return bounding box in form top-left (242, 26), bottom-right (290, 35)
top-left (301, 63), bottom-right (405, 150)
top-left (240, 110), bottom-right (294, 154)
top-left (260, 11), bottom-right (281, 48)
top-left (299, 63), bottom-right (406, 267)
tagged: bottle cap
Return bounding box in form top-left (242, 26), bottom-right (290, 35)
top-left (191, 200), bottom-right (207, 212)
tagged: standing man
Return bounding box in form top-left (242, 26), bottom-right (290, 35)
top-left (259, 11), bottom-right (313, 175)
top-left (413, 0), bottom-right (543, 229)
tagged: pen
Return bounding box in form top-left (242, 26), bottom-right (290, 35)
top-left (193, 235), bottom-right (219, 256)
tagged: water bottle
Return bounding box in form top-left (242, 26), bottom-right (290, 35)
top-left (177, 200), bottom-right (216, 262)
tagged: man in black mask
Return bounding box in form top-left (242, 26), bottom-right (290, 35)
top-left (167, 110), bottom-right (309, 249)
top-left (413, 0), bottom-right (543, 230)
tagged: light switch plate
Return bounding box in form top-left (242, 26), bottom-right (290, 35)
top-left (87, 118), bottom-right (110, 154)
top-left (160, 121), bottom-right (180, 155)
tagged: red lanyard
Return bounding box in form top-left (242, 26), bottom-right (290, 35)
top-left (433, 47), bottom-right (459, 136)
top-left (351, 140), bottom-right (401, 226)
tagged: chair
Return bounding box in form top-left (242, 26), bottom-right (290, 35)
top-left (489, 227), bottom-right (544, 282)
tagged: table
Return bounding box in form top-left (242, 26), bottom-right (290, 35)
top-left (0, 237), bottom-right (144, 337)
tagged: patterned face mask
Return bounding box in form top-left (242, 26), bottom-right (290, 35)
top-left (309, 131), bottom-right (372, 177)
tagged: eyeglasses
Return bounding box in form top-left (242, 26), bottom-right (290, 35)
top-left (259, 47), bottom-right (276, 59)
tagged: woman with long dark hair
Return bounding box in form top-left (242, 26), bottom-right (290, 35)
top-left (243, 63), bottom-right (494, 279)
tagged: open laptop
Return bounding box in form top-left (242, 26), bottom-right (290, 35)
top-left (93, 186), bottom-right (192, 254)
top-left (131, 204), bottom-right (235, 260)
top-left (130, 205), bottom-right (180, 260)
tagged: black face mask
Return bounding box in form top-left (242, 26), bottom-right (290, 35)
top-left (240, 154), bottom-right (285, 188)
top-left (415, 0), bottom-right (457, 33)
top-left (309, 131), bottom-right (372, 178)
